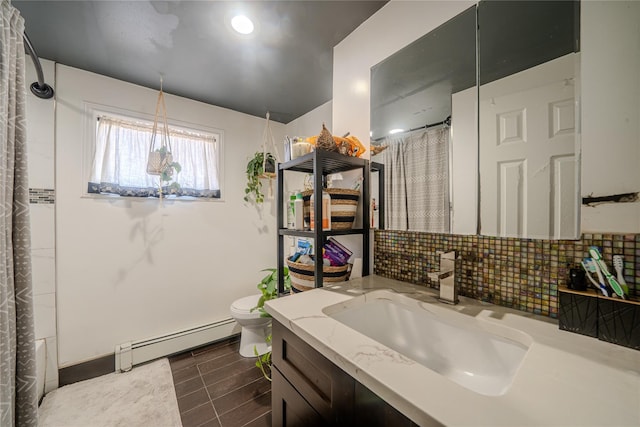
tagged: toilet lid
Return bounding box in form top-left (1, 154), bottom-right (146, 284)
top-left (231, 294), bottom-right (261, 312)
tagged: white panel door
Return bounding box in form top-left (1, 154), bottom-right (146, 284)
top-left (480, 54), bottom-right (578, 238)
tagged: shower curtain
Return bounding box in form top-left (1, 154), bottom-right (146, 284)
top-left (0, 1), bottom-right (38, 426)
top-left (379, 126), bottom-right (450, 232)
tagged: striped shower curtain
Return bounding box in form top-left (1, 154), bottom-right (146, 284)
top-left (0, 1), bottom-right (38, 426)
top-left (378, 126), bottom-right (450, 232)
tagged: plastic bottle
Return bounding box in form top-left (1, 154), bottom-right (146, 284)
top-left (310, 194), bottom-right (315, 231)
top-left (322, 189), bottom-right (331, 231)
top-left (294, 193), bottom-right (304, 230)
top-left (310, 190), bottom-right (331, 231)
top-left (287, 193), bottom-right (296, 228)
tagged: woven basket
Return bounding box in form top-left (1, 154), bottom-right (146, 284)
top-left (286, 257), bottom-right (349, 292)
top-left (302, 188), bottom-right (360, 230)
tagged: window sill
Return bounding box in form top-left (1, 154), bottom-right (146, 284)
top-left (81, 193), bottom-right (224, 203)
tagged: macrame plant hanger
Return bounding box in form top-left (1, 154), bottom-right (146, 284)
top-left (146, 78), bottom-right (173, 199)
top-left (260, 111), bottom-right (281, 199)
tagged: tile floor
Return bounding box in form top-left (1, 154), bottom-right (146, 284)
top-left (168, 336), bottom-right (272, 427)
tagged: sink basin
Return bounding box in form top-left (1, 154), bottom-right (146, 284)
top-left (322, 290), bottom-right (531, 396)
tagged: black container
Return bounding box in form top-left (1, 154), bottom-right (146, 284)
top-left (598, 298), bottom-right (640, 350)
top-left (558, 288), bottom-right (598, 338)
top-left (568, 268), bottom-right (587, 291)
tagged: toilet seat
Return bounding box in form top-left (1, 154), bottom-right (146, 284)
top-left (231, 294), bottom-right (261, 313)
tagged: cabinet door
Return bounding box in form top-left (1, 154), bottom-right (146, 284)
top-left (354, 381), bottom-right (420, 427)
top-left (272, 320), bottom-right (354, 425)
top-left (272, 367), bottom-right (325, 427)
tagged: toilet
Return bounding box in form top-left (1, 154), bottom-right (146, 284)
top-left (230, 294), bottom-right (272, 357)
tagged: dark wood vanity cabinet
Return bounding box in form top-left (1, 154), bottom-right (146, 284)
top-left (271, 320), bottom-right (418, 427)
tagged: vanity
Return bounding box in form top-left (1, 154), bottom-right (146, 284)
top-left (265, 276), bottom-right (640, 426)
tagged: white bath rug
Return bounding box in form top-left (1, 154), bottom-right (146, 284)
top-left (38, 358), bottom-right (182, 427)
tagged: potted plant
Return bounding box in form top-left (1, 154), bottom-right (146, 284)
top-left (147, 145), bottom-right (182, 198)
top-left (159, 146), bottom-right (182, 191)
top-left (252, 267), bottom-right (291, 380)
top-left (244, 151), bottom-right (276, 203)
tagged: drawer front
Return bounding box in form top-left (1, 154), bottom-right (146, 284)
top-left (272, 366), bottom-right (325, 427)
top-left (272, 320), bottom-right (354, 425)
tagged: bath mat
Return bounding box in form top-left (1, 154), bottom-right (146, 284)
top-left (38, 358), bottom-right (182, 427)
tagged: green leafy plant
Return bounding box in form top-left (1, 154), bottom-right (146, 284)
top-left (154, 145), bottom-right (182, 197)
top-left (155, 146), bottom-right (182, 190)
top-left (252, 267), bottom-right (291, 381)
top-left (244, 152), bottom-right (276, 203)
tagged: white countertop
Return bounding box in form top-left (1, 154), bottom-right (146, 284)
top-left (265, 275), bottom-right (640, 427)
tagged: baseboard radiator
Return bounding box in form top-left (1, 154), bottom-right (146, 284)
top-left (115, 318), bottom-right (239, 372)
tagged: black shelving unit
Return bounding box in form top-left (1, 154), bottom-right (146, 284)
top-left (277, 150), bottom-right (370, 294)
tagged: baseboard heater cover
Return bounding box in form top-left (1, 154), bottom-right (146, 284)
top-left (115, 318), bottom-right (239, 372)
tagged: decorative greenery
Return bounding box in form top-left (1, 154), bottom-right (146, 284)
top-left (252, 267), bottom-right (291, 381)
top-left (244, 152), bottom-right (276, 203)
top-left (154, 145), bottom-right (182, 197)
top-left (157, 146), bottom-right (182, 186)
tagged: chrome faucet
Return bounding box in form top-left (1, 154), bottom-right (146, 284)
top-left (427, 251), bottom-right (458, 304)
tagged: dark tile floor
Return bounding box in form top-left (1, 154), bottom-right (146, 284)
top-left (169, 336), bottom-right (272, 427)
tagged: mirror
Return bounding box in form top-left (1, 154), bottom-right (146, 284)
top-left (370, 1), bottom-right (581, 238)
top-left (370, 6), bottom-right (477, 233)
top-left (478, 1), bottom-right (581, 239)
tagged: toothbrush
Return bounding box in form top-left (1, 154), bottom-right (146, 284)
top-left (589, 247), bottom-right (625, 299)
top-left (582, 258), bottom-right (608, 296)
top-left (612, 255), bottom-right (630, 295)
top-left (581, 260), bottom-right (603, 292)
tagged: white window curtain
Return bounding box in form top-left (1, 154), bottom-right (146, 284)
top-left (88, 116), bottom-right (221, 198)
top-left (378, 126), bottom-right (450, 232)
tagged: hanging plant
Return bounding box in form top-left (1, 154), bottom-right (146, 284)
top-left (244, 151), bottom-right (276, 203)
top-left (244, 112), bottom-right (281, 204)
top-left (156, 145), bottom-right (182, 195)
top-left (146, 83), bottom-right (182, 198)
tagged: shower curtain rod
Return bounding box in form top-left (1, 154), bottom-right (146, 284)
top-left (372, 116), bottom-right (451, 143)
top-left (23, 32), bottom-right (54, 99)
top-left (413, 115), bottom-right (451, 132)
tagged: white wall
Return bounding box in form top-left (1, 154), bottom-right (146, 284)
top-left (55, 65), bottom-right (283, 367)
top-left (282, 100), bottom-right (332, 194)
top-left (284, 100), bottom-right (332, 137)
top-left (581, 1), bottom-right (640, 233)
top-left (26, 58), bottom-right (58, 392)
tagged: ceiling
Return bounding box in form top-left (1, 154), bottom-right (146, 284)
top-left (13, 1), bottom-right (387, 124)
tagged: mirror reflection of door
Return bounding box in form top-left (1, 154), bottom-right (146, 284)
top-left (480, 54), bottom-right (578, 238)
top-left (478, 1), bottom-right (580, 239)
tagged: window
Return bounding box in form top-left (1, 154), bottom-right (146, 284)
top-left (88, 114), bottom-right (221, 199)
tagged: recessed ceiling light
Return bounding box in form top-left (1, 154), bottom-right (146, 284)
top-left (389, 128), bottom-right (404, 135)
top-left (231, 15), bottom-right (254, 35)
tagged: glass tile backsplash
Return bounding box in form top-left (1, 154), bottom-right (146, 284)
top-left (29, 188), bottom-right (55, 204)
top-left (374, 231), bottom-right (639, 318)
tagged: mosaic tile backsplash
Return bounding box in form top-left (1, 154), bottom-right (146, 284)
top-left (374, 231), bottom-right (639, 318)
top-left (29, 188), bottom-right (55, 204)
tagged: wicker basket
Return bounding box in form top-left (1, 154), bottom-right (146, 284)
top-left (286, 257), bottom-right (349, 292)
top-left (302, 188), bottom-right (360, 230)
